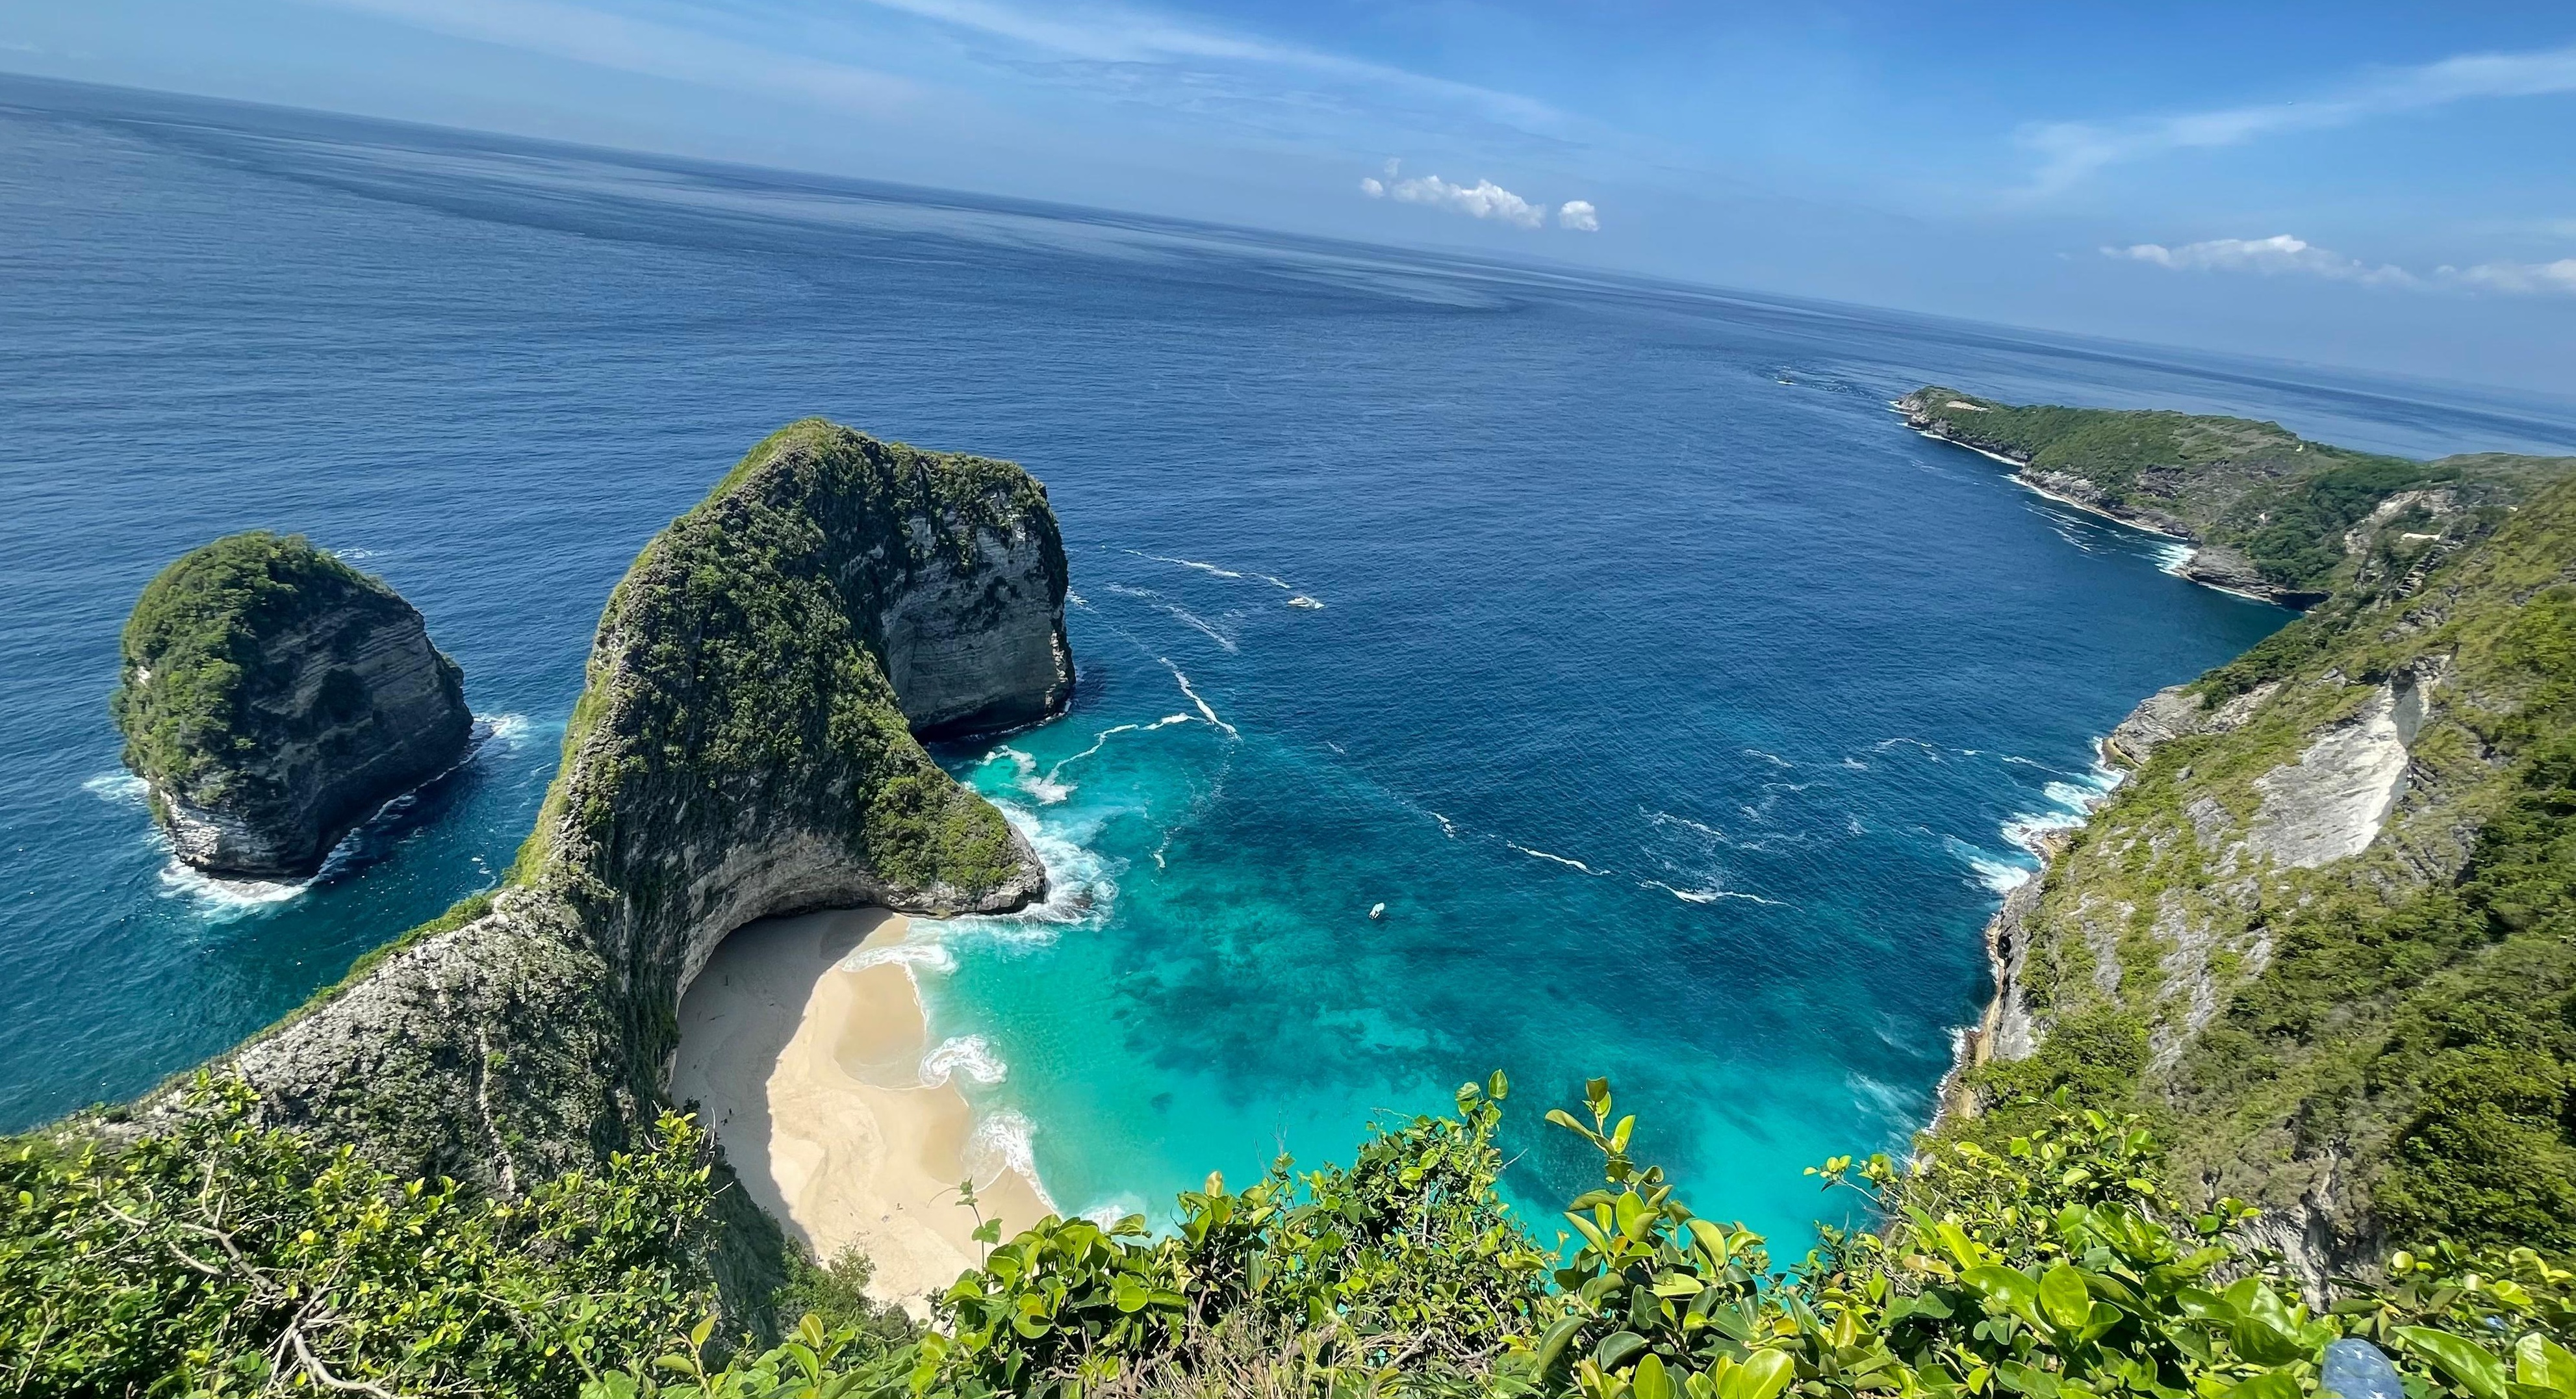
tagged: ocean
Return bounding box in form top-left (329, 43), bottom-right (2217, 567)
top-left (7, 74), bottom-right (2574, 1248)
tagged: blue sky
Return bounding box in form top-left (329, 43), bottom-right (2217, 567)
top-left (6, 0), bottom-right (2573, 391)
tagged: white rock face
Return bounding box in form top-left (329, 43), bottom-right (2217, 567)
top-left (877, 520), bottom-right (1073, 739)
top-left (2248, 674), bottom-right (2431, 869)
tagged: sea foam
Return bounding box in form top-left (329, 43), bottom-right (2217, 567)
top-left (965, 1109), bottom-right (1060, 1214)
top-left (921, 1034), bottom-right (1008, 1088)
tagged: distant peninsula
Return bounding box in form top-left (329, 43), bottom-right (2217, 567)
top-left (113, 530), bottom-right (473, 877)
top-left (1900, 387), bottom-right (2573, 608)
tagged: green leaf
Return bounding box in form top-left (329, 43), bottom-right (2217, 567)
top-left (2039, 1264), bottom-right (2091, 1333)
top-left (2225, 1314), bottom-right (2308, 1370)
top-left (2518, 1335), bottom-right (2576, 1396)
top-left (1598, 1333), bottom-right (1651, 1371)
top-left (1535, 1316), bottom-right (1588, 1376)
top-left (1636, 1354), bottom-right (1676, 1399)
top-left (2225, 1372), bottom-right (2304, 1399)
top-left (1721, 1348), bottom-right (1795, 1399)
top-left (1965, 1265), bottom-right (2041, 1326)
top-left (2396, 1328), bottom-right (2510, 1399)
top-left (2176, 1289), bottom-right (2236, 1323)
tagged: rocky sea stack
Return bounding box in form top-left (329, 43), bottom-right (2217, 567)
top-left (173, 421), bottom-right (1069, 1234)
top-left (113, 531), bottom-right (473, 877)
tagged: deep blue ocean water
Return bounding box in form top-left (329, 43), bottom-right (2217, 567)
top-left (8, 75), bottom-right (2575, 1246)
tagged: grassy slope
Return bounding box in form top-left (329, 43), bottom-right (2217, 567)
top-left (1957, 471), bottom-right (2576, 1258)
top-left (1905, 387), bottom-right (2566, 595)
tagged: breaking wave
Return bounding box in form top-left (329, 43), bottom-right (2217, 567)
top-left (921, 1034), bottom-right (1008, 1088)
top-left (965, 1109), bottom-right (1058, 1213)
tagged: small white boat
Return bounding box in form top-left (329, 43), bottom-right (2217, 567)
top-left (1287, 595), bottom-right (1324, 610)
top-left (1368, 902), bottom-right (1386, 919)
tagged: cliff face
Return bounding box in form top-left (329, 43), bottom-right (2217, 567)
top-left (181, 422), bottom-right (1071, 1203)
top-left (1896, 387), bottom-right (2572, 610)
top-left (1948, 475), bottom-right (2576, 1285)
top-left (114, 532), bottom-right (473, 877)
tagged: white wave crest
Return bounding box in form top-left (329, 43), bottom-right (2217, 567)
top-left (158, 862), bottom-right (308, 917)
top-left (921, 1034), bottom-right (1008, 1088)
top-left (1969, 858), bottom-right (2034, 894)
top-left (84, 771), bottom-right (148, 802)
top-left (1159, 604), bottom-right (1240, 653)
top-left (1160, 660), bottom-right (1237, 738)
top-left (1429, 811), bottom-right (1458, 839)
top-left (952, 801), bottom-right (1117, 937)
top-left (1642, 879), bottom-right (1790, 908)
top-left (990, 745), bottom-right (1072, 804)
top-left (1999, 762), bottom-right (2126, 854)
top-left (1506, 842), bottom-right (1600, 875)
top-left (478, 712), bottom-right (537, 745)
top-left (841, 940), bottom-right (959, 976)
top-left (1742, 748), bottom-right (1793, 768)
top-left (1645, 810), bottom-right (1726, 841)
top-left (1122, 548), bottom-right (1296, 593)
top-left (965, 1109), bottom-right (1059, 1213)
top-left (2154, 541), bottom-right (2197, 575)
top-left (1080, 1194), bottom-right (1151, 1230)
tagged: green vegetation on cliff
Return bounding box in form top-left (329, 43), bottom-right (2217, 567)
top-left (113, 530), bottom-right (452, 804)
top-left (514, 419), bottom-right (1049, 905)
top-left (1950, 469), bottom-right (2576, 1264)
top-left (1901, 389), bottom-right (2570, 597)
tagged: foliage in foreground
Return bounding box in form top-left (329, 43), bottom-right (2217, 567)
top-left (2, 1077), bottom-right (713, 1396)
top-left (9, 1075), bottom-right (2575, 1399)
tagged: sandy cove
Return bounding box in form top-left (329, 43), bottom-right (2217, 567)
top-left (671, 907), bottom-right (1051, 1309)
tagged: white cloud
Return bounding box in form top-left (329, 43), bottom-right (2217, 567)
top-left (2441, 259), bottom-right (2576, 294)
top-left (306, 0), bottom-right (918, 112)
top-left (1557, 199), bottom-right (1600, 232)
top-left (2106, 235), bottom-right (2576, 296)
top-left (2024, 42), bottom-right (2576, 189)
top-left (1362, 170), bottom-right (1546, 228)
top-left (2105, 235), bottom-right (2416, 286)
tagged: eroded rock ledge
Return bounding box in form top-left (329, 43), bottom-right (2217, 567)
top-left (176, 421), bottom-right (1072, 1200)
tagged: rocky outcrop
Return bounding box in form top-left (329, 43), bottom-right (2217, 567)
top-left (876, 518), bottom-right (1073, 739)
top-left (114, 532), bottom-right (473, 877)
top-left (166, 422), bottom-right (1071, 1205)
top-left (2246, 670), bottom-right (2433, 869)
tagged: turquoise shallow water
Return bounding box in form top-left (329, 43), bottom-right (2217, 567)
top-left (8, 75), bottom-right (2576, 1249)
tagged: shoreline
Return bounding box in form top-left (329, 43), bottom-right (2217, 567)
top-left (1902, 422), bottom-right (2194, 542)
top-left (671, 907), bottom-right (1051, 1309)
top-left (1932, 728), bottom-right (2136, 1131)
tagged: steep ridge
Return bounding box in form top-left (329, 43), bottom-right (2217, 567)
top-left (1946, 459), bottom-right (2576, 1287)
top-left (157, 421), bottom-right (1072, 1208)
top-left (113, 532), bottom-right (474, 877)
top-left (1899, 387), bottom-right (2571, 608)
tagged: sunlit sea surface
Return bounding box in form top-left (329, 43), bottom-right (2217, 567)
top-left (8, 75), bottom-right (2575, 1244)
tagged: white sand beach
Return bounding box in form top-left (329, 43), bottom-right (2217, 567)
top-left (671, 908), bottom-right (1051, 1307)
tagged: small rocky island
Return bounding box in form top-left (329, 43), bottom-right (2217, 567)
top-left (113, 531), bottom-right (474, 877)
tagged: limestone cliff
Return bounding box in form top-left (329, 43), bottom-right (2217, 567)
top-left (164, 422), bottom-right (1071, 1211)
top-left (113, 531), bottom-right (473, 877)
top-left (1946, 474), bottom-right (2576, 1285)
